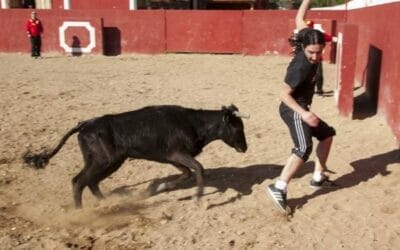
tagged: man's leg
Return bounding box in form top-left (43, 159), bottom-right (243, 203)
top-left (36, 36), bottom-right (42, 57)
top-left (315, 136), bottom-right (333, 172)
top-left (30, 37), bottom-right (35, 57)
top-left (268, 109), bottom-right (313, 212)
top-left (32, 36), bottom-right (40, 57)
top-left (311, 136), bottom-right (337, 189)
top-left (267, 154), bottom-right (304, 213)
top-left (280, 153), bottom-right (305, 184)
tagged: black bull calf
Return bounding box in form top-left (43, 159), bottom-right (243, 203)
top-left (23, 105), bottom-right (248, 208)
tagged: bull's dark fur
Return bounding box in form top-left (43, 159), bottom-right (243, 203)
top-left (23, 105), bottom-right (248, 208)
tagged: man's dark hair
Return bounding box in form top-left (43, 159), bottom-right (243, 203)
top-left (289, 28), bottom-right (326, 55)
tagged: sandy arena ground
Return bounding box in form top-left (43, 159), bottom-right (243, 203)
top-left (0, 53), bottom-right (399, 249)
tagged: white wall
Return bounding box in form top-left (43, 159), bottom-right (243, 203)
top-left (313, 0), bottom-right (400, 10)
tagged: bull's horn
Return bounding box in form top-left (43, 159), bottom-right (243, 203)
top-left (233, 111), bottom-right (250, 119)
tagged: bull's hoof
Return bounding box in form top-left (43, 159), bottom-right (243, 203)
top-left (147, 181), bottom-right (173, 196)
top-left (155, 183), bottom-right (167, 193)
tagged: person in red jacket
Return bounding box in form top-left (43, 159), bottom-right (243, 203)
top-left (25, 11), bottom-right (43, 58)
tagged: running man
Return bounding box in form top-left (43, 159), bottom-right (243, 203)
top-left (267, 0), bottom-right (338, 213)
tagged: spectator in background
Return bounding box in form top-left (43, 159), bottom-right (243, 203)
top-left (25, 11), bottom-right (43, 58)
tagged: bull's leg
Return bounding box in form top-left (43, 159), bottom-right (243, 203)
top-left (168, 153), bottom-right (204, 199)
top-left (73, 133), bottom-right (98, 208)
top-left (87, 158), bottom-right (125, 199)
top-left (72, 164), bottom-right (110, 208)
top-left (74, 131), bottom-right (119, 208)
top-left (73, 159), bottom-right (125, 208)
top-left (88, 181), bottom-right (104, 200)
top-left (153, 164), bottom-right (191, 193)
top-left (72, 170), bottom-right (89, 209)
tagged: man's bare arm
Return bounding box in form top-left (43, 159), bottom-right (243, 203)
top-left (296, 0), bottom-right (312, 30)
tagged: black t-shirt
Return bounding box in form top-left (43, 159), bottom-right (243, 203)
top-left (283, 50), bottom-right (317, 109)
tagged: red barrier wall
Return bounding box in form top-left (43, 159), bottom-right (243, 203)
top-left (99, 10), bottom-right (165, 54)
top-left (52, 0), bottom-right (65, 9)
top-left (58, 18), bottom-right (103, 55)
top-left (70, 0), bottom-right (129, 10)
top-left (0, 9), bottom-right (346, 55)
top-left (242, 10), bottom-right (345, 57)
top-left (1, 9), bottom-right (29, 53)
top-left (335, 23), bottom-right (358, 117)
top-left (242, 10), bottom-right (293, 55)
top-left (346, 3), bottom-right (400, 143)
top-left (0, 9), bottom-right (104, 54)
top-left (0, 9), bottom-right (165, 54)
top-left (166, 10), bottom-right (242, 53)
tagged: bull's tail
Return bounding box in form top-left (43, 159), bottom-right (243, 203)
top-left (23, 121), bottom-right (86, 169)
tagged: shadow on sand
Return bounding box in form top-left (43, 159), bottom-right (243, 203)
top-left (109, 149), bottom-right (399, 212)
top-left (289, 149), bottom-right (399, 214)
top-left (110, 162), bottom-right (316, 209)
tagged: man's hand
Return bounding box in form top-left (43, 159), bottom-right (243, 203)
top-left (301, 111), bottom-right (320, 127)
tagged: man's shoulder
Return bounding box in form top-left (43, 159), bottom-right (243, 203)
top-left (288, 52), bottom-right (309, 70)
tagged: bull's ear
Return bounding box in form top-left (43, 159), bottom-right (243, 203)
top-left (222, 105), bottom-right (238, 113)
top-left (222, 105), bottom-right (240, 123)
top-left (222, 110), bottom-right (231, 123)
